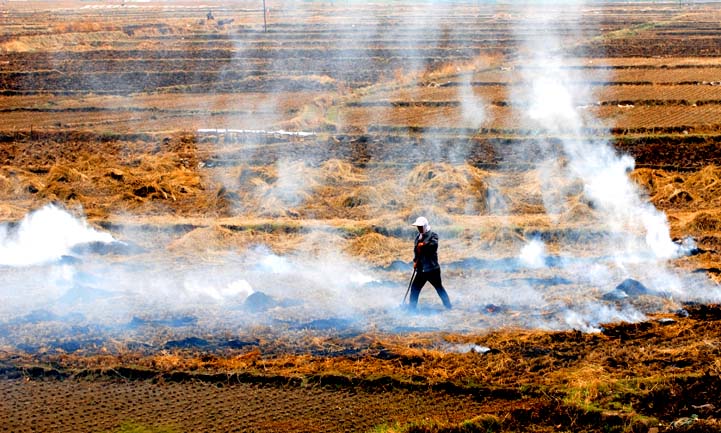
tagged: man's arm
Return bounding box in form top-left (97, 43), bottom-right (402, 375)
top-left (424, 232), bottom-right (438, 253)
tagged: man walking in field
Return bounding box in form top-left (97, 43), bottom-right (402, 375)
top-left (408, 216), bottom-right (452, 310)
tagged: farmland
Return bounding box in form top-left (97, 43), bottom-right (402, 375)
top-left (1, 1), bottom-right (721, 432)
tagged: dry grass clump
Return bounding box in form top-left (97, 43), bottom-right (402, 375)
top-left (236, 161), bottom-right (320, 218)
top-left (166, 226), bottom-right (276, 255)
top-left (106, 155), bottom-right (205, 216)
top-left (46, 165), bottom-right (88, 184)
top-left (681, 165), bottom-right (721, 207)
top-left (0, 203), bottom-right (29, 220)
top-left (164, 220), bottom-right (315, 257)
top-left (500, 173), bottom-right (546, 214)
top-left (302, 160), bottom-right (373, 218)
top-left (319, 159), bottom-right (366, 184)
top-left (500, 168), bottom-right (586, 216)
top-left (630, 168), bottom-right (662, 195)
top-left (0, 136), bottom-right (213, 219)
top-left (41, 163), bottom-right (93, 203)
top-left (404, 162), bottom-right (488, 215)
top-left (633, 166), bottom-right (721, 211)
top-left (399, 205), bottom-right (456, 227)
top-left (685, 211), bottom-right (721, 234)
top-left (560, 199), bottom-right (596, 224)
top-left (345, 232), bottom-right (406, 266)
top-left (236, 165), bottom-right (278, 188)
top-left (0, 169), bottom-right (13, 195)
top-left (0, 167), bottom-right (42, 198)
top-left (308, 187), bottom-right (379, 220)
top-left (291, 229), bottom-right (347, 256)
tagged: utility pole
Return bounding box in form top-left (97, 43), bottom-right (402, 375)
top-left (262, 0), bottom-right (267, 32)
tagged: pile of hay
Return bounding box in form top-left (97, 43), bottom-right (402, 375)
top-left (499, 167), bottom-right (586, 216)
top-left (319, 159), bottom-right (366, 185)
top-left (234, 161), bottom-right (321, 218)
top-left (403, 162), bottom-right (488, 215)
top-left (291, 229), bottom-right (346, 257)
top-left (167, 225), bottom-right (299, 256)
top-left (345, 232), bottom-right (406, 266)
top-left (680, 165), bottom-right (721, 208)
top-left (632, 166), bottom-right (721, 211)
top-left (684, 211), bottom-right (721, 234)
top-left (0, 167), bottom-right (42, 199)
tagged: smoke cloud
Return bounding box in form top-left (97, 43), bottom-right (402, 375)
top-left (515, 4), bottom-right (682, 262)
top-left (0, 205), bottom-right (114, 267)
top-left (3, 3), bottom-right (721, 353)
top-left (519, 239), bottom-right (547, 269)
top-left (502, 2), bottom-right (721, 329)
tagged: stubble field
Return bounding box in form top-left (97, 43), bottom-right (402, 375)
top-left (1, 1), bottom-right (721, 432)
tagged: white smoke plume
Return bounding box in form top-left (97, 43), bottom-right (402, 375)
top-left (502, 2), bottom-right (721, 331)
top-left (519, 239), bottom-right (547, 269)
top-left (0, 204), bottom-right (114, 267)
top-left (516, 5), bottom-right (681, 262)
top-left (4, 4), bottom-right (721, 352)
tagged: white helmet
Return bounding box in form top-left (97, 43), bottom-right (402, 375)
top-left (412, 216), bottom-right (430, 233)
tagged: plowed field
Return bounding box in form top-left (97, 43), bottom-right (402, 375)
top-left (0, 379), bottom-right (490, 433)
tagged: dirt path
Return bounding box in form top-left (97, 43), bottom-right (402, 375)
top-left (0, 378), bottom-right (489, 433)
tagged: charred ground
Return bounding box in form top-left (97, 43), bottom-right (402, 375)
top-left (1, 303), bottom-right (720, 432)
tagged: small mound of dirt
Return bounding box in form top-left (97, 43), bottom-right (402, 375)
top-left (244, 291), bottom-right (278, 312)
top-left (615, 278), bottom-right (651, 297)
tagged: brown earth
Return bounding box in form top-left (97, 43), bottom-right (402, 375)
top-left (0, 378), bottom-right (490, 433)
top-left (1, 303), bottom-right (721, 432)
top-left (1, 2), bottom-right (721, 432)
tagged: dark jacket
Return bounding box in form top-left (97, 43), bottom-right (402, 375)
top-left (414, 230), bottom-right (440, 273)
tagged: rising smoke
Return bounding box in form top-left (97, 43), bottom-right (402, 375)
top-left (508, 2), bottom-right (720, 326)
top-left (515, 4), bottom-right (681, 261)
top-left (0, 204), bottom-right (114, 267)
top-left (3, 3), bottom-right (721, 353)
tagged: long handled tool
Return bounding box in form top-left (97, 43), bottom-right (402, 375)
top-left (402, 268), bottom-right (417, 306)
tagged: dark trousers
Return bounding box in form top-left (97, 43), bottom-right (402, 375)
top-left (409, 269), bottom-right (452, 309)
